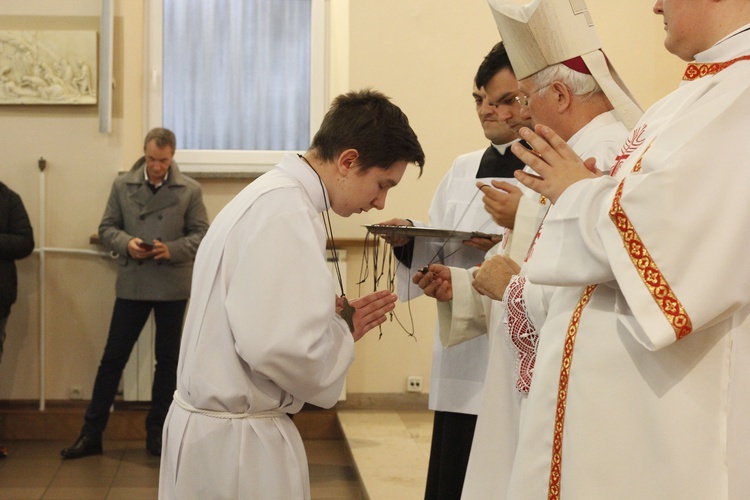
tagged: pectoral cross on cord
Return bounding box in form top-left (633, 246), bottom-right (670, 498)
top-left (300, 154), bottom-right (355, 333)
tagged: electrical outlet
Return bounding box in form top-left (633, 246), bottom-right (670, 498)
top-left (407, 376), bottom-right (422, 393)
top-left (69, 386), bottom-right (83, 400)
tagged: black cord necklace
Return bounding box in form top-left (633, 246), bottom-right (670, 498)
top-left (298, 154), bottom-right (356, 332)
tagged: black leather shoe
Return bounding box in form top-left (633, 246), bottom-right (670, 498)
top-left (60, 435), bottom-right (103, 459)
top-left (146, 432), bottom-right (162, 456)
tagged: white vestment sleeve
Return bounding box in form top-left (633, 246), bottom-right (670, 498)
top-left (226, 194), bottom-right (353, 408)
top-left (436, 266), bottom-right (487, 347)
top-left (521, 278), bottom-right (552, 333)
top-left (526, 176), bottom-right (617, 287)
top-left (507, 194), bottom-right (547, 265)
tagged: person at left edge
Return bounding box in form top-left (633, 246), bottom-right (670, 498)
top-left (158, 89), bottom-right (424, 500)
top-left (0, 181), bottom-right (35, 459)
top-left (60, 127), bottom-right (209, 459)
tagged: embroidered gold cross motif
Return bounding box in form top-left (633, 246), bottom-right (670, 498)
top-left (683, 55), bottom-right (750, 80)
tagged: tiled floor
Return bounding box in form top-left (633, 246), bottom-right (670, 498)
top-left (0, 410), bottom-right (434, 500)
top-left (0, 438), bottom-right (364, 499)
top-left (338, 410), bottom-right (433, 500)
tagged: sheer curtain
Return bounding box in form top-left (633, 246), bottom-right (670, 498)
top-left (162, 0), bottom-right (311, 151)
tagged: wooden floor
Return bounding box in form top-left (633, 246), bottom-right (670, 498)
top-left (0, 402), bottom-right (365, 499)
top-left (0, 403), bottom-right (438, 499)
top-left (0, 438), bottom-right (364, 499)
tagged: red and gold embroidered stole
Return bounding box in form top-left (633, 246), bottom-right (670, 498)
top-left (547, 284), bottom-right (597, 499)
top-left (683, 54), bottom-right (750, 80)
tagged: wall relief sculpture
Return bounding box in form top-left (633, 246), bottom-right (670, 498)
top-left (0, 30), bottom-right (97, 105)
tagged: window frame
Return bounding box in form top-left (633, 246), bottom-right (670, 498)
top-left (143, 0), bottom-right (329, 176)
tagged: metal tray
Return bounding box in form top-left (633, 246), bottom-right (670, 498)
top-left (364, 224), bottom-right (501, 241)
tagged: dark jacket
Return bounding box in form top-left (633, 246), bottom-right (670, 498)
top-left (0, 182), bottom-right (35, 317)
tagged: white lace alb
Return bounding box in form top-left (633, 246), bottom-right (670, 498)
top-left (505, 276), bottom-right (538, 393)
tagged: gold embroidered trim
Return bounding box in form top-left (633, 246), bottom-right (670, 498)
top-left (683, 55), bottom-right (750, 81)
top-left (608, 150), bottom-right (692, 339)
top-left (548, 284), bottom-right (597, 500)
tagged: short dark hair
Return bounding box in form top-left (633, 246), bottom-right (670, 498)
top-left (310, 89), bottom-right (425, 176)
top-left (474, 42), bottom-right (513, 90)
top-left (144, 127), bottom-right (177, 153)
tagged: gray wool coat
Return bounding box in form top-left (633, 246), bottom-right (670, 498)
top-left (98, 158), bottom-right (209, 301)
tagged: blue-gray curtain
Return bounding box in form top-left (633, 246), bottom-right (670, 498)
top-left (163, 0), bottom-right (311, 150)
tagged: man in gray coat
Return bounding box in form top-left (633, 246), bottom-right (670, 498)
top-left (61, 128), bottom-right (209, 459)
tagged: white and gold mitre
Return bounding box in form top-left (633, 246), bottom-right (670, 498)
top-left (487, 0), bottom-right (642, 129)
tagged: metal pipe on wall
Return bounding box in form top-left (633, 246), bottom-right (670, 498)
top-left (34, 157), bottom-right (113, 411)
top-left (99, 0), bottom-right (114, 133)
top-left (37, 157), bottom-right (45, 411)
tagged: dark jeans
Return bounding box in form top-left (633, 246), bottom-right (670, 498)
top-left (81, 298), bottom-right (187, 438)
top-left (424, 410), bottom-right (478, 500)
top-left (0, 313), bottom-right (7, 364)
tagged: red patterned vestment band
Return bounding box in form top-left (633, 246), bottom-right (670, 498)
top-left (682, 55), bottom-right (750, 80)
top-left (608, 151), bottom-right (693, 340)
top-left (548, 284), bottom-right (598, 499)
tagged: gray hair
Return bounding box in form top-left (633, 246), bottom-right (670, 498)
top-left (531, 63), bottom-right (601, 102)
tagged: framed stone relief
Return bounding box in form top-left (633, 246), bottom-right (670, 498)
top-left (0, 30), bottom-right (97, 105)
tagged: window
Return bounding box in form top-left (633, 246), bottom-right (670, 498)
top-left (145, 0), bottom-right (329, 175)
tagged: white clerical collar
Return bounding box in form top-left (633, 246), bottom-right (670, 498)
top-left (694, 22), bottom-right (750, 63)
top-left (278, 154), bottom-right (328, 214)
top-left (491, 138), bottom-right (521, 155)
top-left (144, 166), bottom-right (169, 188)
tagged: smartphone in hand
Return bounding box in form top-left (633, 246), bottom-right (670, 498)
top-left (138, 241), bottom-right (154, 251)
